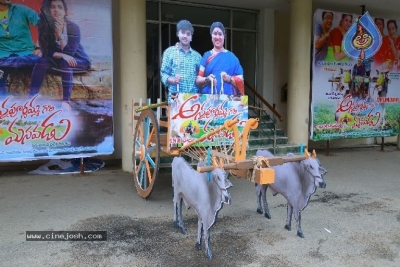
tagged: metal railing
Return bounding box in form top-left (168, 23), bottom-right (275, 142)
top-left (244, 81), bottom-right (283, 154)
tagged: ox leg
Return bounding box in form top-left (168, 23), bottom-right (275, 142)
top-left (178, 198), bottom-right (186, 234)
top-left (261, 186), bottom-right (271, 219)
top-left (255, 185), bottom-right (271, 218)
top-left (173, 197), bottom-right (178, 229)
top-left (195, 220), bottom-right (202, 250)
top-left (204, 229), bottom-right (213, 259)
top-left (256, 184), bottom-right (263, 214)
top-left (294, 211), bottom-right (304, 238)
top-left (284, 204), bottom-right (293, 231)
top-left (173, 190), bottom-right (179, 229)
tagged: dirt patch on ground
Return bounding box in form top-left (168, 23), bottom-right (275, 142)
top-left (310, 191), bottom-right (358, 205)
top-left (64, 214), bottom-right (256, 267)
top-left (341, 201), bottom-right (387, 213)
top-left (259, 254), bottom-right (301, 267)
top-left (346, 232), bottom-right (398, 262)
top-left (308, 239), bottom-right (329, 262)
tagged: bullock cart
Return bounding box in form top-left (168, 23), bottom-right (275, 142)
top-left (132, 95), bottom-right (306, 199)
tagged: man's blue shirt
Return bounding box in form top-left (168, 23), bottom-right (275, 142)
top-left (0, 4), bottom-right (39, 58)
top-left (160, 44), bottom-right (201, 103)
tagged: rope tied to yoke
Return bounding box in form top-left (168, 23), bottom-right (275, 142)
top-left (247, 156), bottom-right (270, 183)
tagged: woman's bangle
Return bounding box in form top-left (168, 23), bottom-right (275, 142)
top-left (205, 77), bottom-right (210, 83)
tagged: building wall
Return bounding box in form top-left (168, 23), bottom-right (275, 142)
top-left (1, 1), bottom-right (399, 171)
top-left (272, 12), bottom-right (290, 133)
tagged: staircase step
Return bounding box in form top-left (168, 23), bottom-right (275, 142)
top-left (248, 136), bottom-right (288, 146)
top-left (257, 121), bottom-right (276, 130)
top-left (249, 114), bottom-right (271, 121)
top-left (249, 128), bottom-right (285, 137)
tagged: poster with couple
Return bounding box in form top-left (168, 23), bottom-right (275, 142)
top-left (0, 0), bottom-right (113, 162)
top-left (310, 9), bottom-right (400, 141)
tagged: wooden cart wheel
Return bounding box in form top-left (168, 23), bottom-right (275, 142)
top-left (133, 109), bottom-right (160, 199)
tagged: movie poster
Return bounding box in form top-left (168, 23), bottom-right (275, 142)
top-left (169, 94), bottom-right (248, 147)
top-left (0, 0), bottom-right (113, 161)
top-left (310, 9), bottom-right (400, 141)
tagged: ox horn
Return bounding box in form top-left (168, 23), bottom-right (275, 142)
top-left (312, 149), bottom-right (317, 159)
top-left (304, 148), bottom-right (310, 158)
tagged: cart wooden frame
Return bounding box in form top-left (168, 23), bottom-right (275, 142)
top-left (132, 97), bottom-right (306, 199)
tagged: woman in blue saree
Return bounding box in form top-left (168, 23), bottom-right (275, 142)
top-left (196, 22), bottom-right (244, 95)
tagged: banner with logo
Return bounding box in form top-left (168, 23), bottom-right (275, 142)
top-left (311, 9), bottom-right (400, 141)
top-left (169, 93), bottom-right (248, 147)
top-left (0, 0), bottom-right (113, 161)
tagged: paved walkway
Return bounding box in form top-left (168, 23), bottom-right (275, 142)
top-left (0, 146), bottom-right (400, 267)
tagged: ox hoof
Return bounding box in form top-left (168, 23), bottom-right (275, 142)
top-left (179, 227), bottom-right (186, 235)
top-left (264, 213), bottom-right (271, 219)
top-left (256, 208), bottom-right (263, 214)
top-left (205, 250), bottom-right (213, 259)
top-left (195, 242), bottom-right (202, 250)
top-left (297, 231), bottom-right (304, 238)
top-left (173, 221), bottom-right (178, 229)
top-left (284, 225), bottom-right (291, 231)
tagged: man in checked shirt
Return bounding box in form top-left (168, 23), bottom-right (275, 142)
top-left (161, 20), bottom-right (201, 104)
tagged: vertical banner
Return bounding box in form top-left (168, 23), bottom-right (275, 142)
top-left (0, 0), bottom-right (113, 161)
top-left (311, 9), bottom-right (400, 141)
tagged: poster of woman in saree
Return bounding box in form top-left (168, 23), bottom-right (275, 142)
top-left (314, 11), bottom-right (334, 63)
top-left (325, 13), bottom-right (353, 62)
top-left (373, 18), bottom-right (387, 67)
top-left (374, 19), bottom-right (400, 71)
top-left (196, 22), bottom-right (244, 95)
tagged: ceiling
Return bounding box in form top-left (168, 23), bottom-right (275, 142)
top-left (176, 0), bottom-right (400, 18)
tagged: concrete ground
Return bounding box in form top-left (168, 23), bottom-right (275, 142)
top-left (0, 146), bottom-right (400, 267)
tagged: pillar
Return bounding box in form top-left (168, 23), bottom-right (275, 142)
top-left (119, 0), bottom-right (147, 172)
top-left (258, 9), bottom-right (275, 103)
top-left (286, 0), bottom-right (312, 146)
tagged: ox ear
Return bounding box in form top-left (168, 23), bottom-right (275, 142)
top-left (312, 150), bottom-right (317, 159)
top-left (319, 165), bottom-right (328, 175)
top-left (224, 178), bottom-right (233, 189)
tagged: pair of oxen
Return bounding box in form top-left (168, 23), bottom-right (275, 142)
top-left (171, 149), bottom-right (327, 259)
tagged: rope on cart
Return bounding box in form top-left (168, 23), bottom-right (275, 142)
top-left (248, 156), bottom-right (270, 183)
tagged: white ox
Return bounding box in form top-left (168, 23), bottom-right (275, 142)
top-left (172, 157), bottom-right (232, 259)
top-left (255, 150), bottom-right (327, 238)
